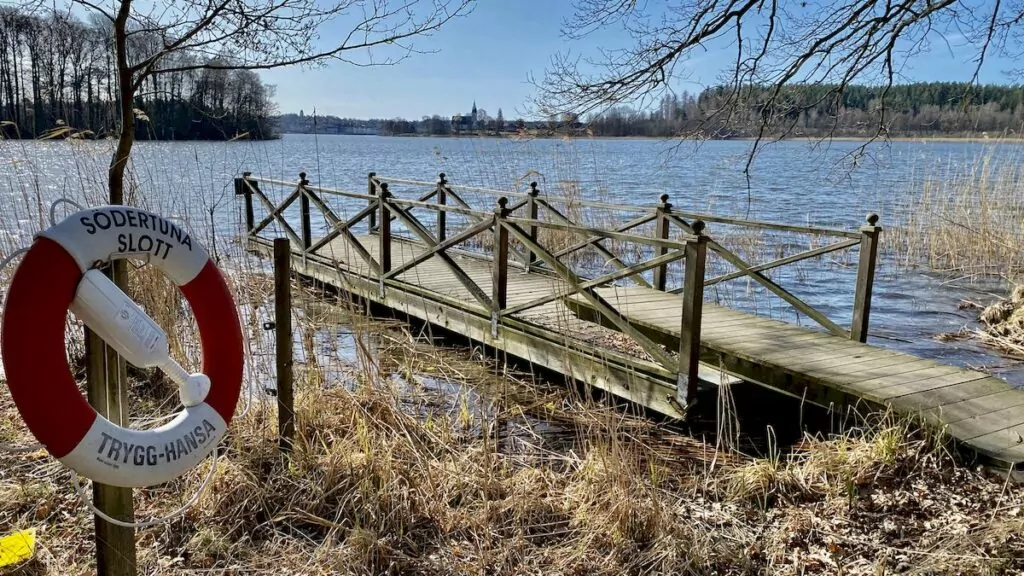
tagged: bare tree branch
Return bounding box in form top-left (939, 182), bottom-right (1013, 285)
top-left (71, 0), bottom-right (115, 22)
top-left (51, 0), bottom-right (474, 217)
top-left (536, 0), bottom-right (1015, 169)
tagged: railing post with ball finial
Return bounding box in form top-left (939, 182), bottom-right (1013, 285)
top-left (491, 197), bottom-right (510, 337)
top-left (653, 193), bottom-right (672, 291)
top-left (377, 182), bottom-right (392, 299)
top-left (677, 220), bottom-right (707, 408)
top-left (368, 172), bottom-right (377, 231)
top-left (437, 173), bottom-right (447, 242)
top-left (298, 172), bottom-right (311, 251)
top-left (852, 213), bottom-right (882, 343)
top-left (526, 182), bottom-right (540, 271)
top-left (233, 171), bottom-right (256, 233)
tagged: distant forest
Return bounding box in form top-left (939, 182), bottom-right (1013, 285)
top-left (4, 3), bottom-right (1022, 144)
top-left (0, 7), bottom-right (276, 140)
top-left (586, 83), bottom-right (1024, 138)
top-left (279, 83), bottom-right (1024, 139)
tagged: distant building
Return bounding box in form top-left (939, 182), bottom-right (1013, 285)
top-left (451, 101), bottom-right (479, 132)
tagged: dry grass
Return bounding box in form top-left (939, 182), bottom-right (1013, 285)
top-left (3, 274), bottom-right (1024, 575)
top-left (973, 284), bottom-right (1024, 358)
top-left (5, 369), bottom-right (1024, 574)
top-left (889, 153), bottom-right (1024, 281)
top-left (883, 150), bottom-right (1024, 357)
top-left (3, 127), bottom-right (1024, 575)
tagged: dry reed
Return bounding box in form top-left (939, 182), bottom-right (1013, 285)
top-left (4, 330), bottom-right (1023, 575)
top-left (2, 130), bottom-right (1024, 576)
top-left (889, 152), bottom-right (1024, 281)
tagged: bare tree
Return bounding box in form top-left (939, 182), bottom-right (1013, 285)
top-left (536, 0), bottom-right (1015, 167)
top-left (57, 0), bottom-right (475, 203)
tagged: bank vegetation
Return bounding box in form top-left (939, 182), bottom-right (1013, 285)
top-left (2, 266), bottom-right (1023, 575)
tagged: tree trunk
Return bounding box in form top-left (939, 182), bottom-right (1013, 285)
top-left (110, 7), bottom-right (134, 204)
top-left (110, 92), bottom-right (133, 202)
top-left (93, 4), bottom-right (139, 574)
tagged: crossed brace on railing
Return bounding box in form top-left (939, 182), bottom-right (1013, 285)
top-left (235, 170), bottom-right (882, 407)
top-left (369, 189), bottom-right (711, 408)
top-left (366, 174), bottom-right (881, 343)
top-left (234, 172), bottom-right (711, 406)
top-left (492, 198), bottom-right (711, 408)
top-left (652, 198), bottom-right (881, 343)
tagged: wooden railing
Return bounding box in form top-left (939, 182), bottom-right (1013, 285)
top-left (234, 170), bottom-right (882, 404)
top-left (364, 173), bottom-right (882, 343)
top-left (655, 199), bottom-right (882, 343)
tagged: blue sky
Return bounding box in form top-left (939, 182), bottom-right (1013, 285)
top-left (260, 0), bottom-right (1020, 119)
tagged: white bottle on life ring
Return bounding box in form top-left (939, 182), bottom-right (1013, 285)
top-left (70, 269), bottom-right (210, 407)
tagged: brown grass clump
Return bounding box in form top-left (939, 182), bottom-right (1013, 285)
top-left (974, 284), bottom-right (1024, 357)
top-left (3, 283), bottom-right (1024, 575)
top-left (888, 151), bottom-right (1024, 359)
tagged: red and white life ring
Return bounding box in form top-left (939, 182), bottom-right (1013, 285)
top-left (1, 206), bottom-right (243, 487)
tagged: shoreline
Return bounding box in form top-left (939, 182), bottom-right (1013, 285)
top-left (282, 131), bottom-right (1024, 144)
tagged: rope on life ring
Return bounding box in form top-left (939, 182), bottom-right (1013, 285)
top-left (1, 205), bottom-right (243, 488)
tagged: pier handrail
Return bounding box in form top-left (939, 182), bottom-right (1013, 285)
top-left (253, 176), bottom-right (376, 201)
top-left (238, 171), bottom-right (712, 405)
top-left (238, 170), bottom-right (881, 343)
top-left (237, 169), bottom-right (881, 402)
top-left (373, 173), bottom-right (880, 342)
top-left (372, 174), bottom-right (859, 238)
top-left (374, 174), bottom-right (655, 213)
top-left (386, 196), bottom-right (492, 218)
top-left (658, 201), bottom-right (880, 341)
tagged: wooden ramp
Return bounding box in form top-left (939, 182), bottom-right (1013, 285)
top-left (235, 171), bottom-right (1024, 469)
top-left (569, 286), bottom-right (1024, 465)
top-left (253, 233), bottom-right (738, 418)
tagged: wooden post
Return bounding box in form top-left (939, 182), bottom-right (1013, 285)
top-left (437, 173), bottom-right (447, 242)
top-left (678, 220), bottom-right (707, 408)
top-left (234, 171), bottom-right (255, 232)
top-left (246, 178), bottom-right (262, 234)
top-left (851, 213), bottom-right (881, 343)
top-left (525, 182), bottom-right (540, 271)
top-left (653, 193), bottom-right (672, 291)
top-left (86, 261), bottom-right (137, 576)
top-left (298, 172), bottom-right (311, 251)
top-left (273, 238), bottom-right (295, 452)
top-left (378, 182), bottom-right (392, 296)
top-left (491, 197), bottom-right (510, 337)
top-left (368, 172), bottom-right (377, 232)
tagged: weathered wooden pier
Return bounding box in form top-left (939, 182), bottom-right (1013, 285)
top-left (235, 171), bottom-right (1024, 469)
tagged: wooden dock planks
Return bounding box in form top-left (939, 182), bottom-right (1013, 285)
top-left (261, 232), bottom-right (1024, 468)
top-left (253, 234), bottom-right (740, 415)
top-left (570, 285), bottom-right (1024, 466)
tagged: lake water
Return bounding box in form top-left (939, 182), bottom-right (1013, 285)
top-left (2, 133), bottom-right (1022, 385)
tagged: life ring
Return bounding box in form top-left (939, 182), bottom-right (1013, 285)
top-left (1, 206), bottom-right (243, 488)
